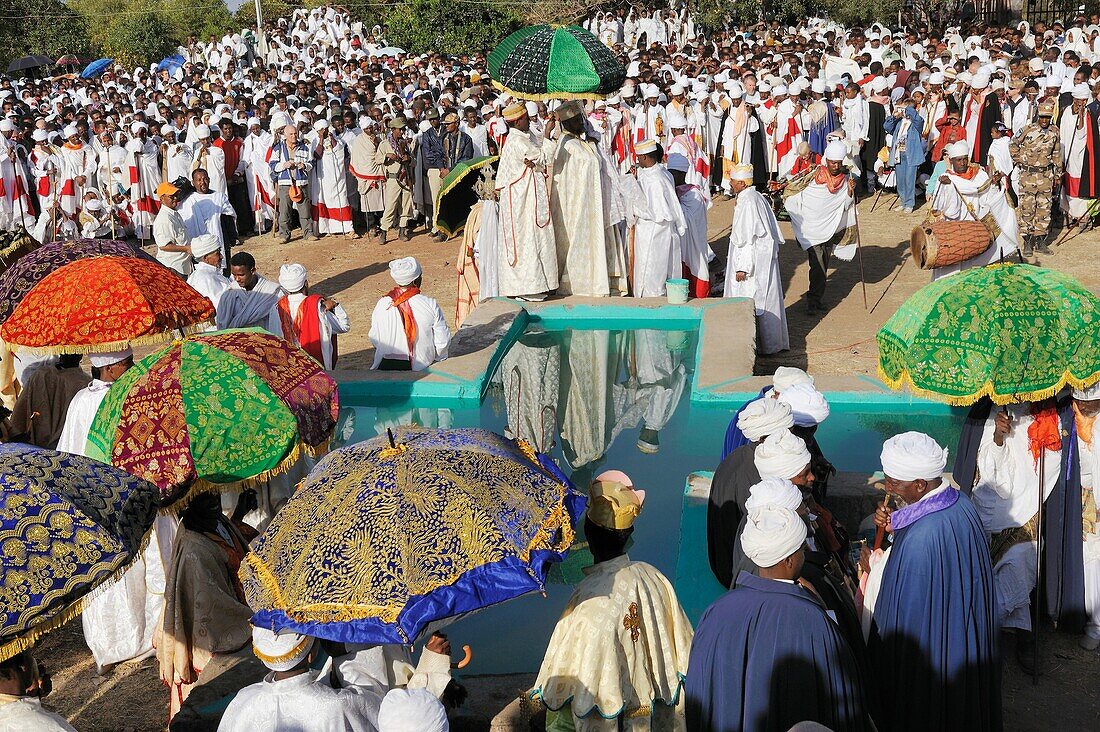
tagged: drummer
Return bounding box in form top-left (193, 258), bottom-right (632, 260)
top-left (927, 140), bottom-right (1020, 281)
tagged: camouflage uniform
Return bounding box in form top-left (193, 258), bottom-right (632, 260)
top-left (1009, 113), bottom-right (1062, 242)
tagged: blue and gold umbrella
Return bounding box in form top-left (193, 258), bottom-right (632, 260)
top-left (242, 428), bottom-right (584, 644)
top-left (0, 444), bottom-right (159, 661)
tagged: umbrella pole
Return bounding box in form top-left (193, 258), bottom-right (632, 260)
top-left (13, 149), bottom-right (29, 234)
top-left (1033, 448), bottom-right (1044, 685)
top-left (135, 158), bottom-right (148, 247)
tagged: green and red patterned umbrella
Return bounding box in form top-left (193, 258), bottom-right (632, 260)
top-left (878, 263), bottom-right (1100, 405)
top-left (488, 25), bottom-right (626, 101)
top-left (85, 329), bottom-right (339, 503)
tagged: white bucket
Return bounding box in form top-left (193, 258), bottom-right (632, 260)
top-left (666, 278), bottom-right (689, 304)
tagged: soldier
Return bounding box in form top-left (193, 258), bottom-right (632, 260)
top-left (377, 116), bottom-right (414, 243)
top-left (1009, 98), bottom-right (1061, 255)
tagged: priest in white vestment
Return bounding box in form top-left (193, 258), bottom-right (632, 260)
top-left (724, 164), bottom-right (789, 354)
top-left (632, 139), bottom-right (686, 298)
top-left (532, 472), bottom-right (693, 729)
top-left (494, 102), bottom-right (558, 300)
top-left (57, 349), bottom-right (176, 674)
top-left (308, 119), bottom-right (354, 235)
top-left (186, 234), bottom-right (232, 316)
top-left (1059, 84), bottom-right (1095, 222)
top-left (668, 153), bottom-right (712, 299)
top-left (542, 101), bottom-right (626, 297)
top-left (190, 124), bottom-right (227, 192)
top-left (368, 257), bottom-right (449, 372)
top-left (266, 263), bottom-right (350, 371)
top-left (0, 651), bottom-right (78, 732)
top-left (179, 168), bottom-right (236, 268)
top-left (930, 140), bottom-right (1018, 280)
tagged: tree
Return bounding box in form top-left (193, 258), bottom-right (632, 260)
top-left (101, 7), bottom-right (178, 68)
top-left (1, 0), bottom-right (92, 69)
top-left (386, 0), bottom-right (520, 56)
top-left (822, 0), bottom-right (902, 28)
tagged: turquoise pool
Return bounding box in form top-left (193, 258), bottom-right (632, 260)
top-left (337, 325), bottom-right (967, 676)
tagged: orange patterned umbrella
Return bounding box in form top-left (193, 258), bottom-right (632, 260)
top-left (0, 256), bottom-right (214, 354)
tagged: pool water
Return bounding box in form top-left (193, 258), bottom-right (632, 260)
top-left (338, 326), bottom-right (967, 676)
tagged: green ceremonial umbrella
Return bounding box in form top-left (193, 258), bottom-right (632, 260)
top-left (488, 25), bottom-right (626, 101)
top-left (434, 156), bottom-right (497, 240)
top-left (877, 263), bottom-right (1100, 406)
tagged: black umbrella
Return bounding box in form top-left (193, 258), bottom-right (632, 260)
top-left (7, 55), bottom-right (54, 74)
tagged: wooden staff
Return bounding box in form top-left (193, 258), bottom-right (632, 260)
top-left (873, 492), bottom-right (891, 551)
top-left (850, 178), bottom-right (868, 310)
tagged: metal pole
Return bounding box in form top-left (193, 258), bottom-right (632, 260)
top-left (254, 0), bottom-right (266, 58)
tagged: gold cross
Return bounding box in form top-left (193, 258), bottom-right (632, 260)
top-left (623, 602), bottom-right (641, 644)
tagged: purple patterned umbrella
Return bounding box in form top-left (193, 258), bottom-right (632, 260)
top-left (0, 238), bottom-right (155, 323)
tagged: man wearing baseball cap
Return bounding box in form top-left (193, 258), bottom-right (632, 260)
top-left (153, 181), bottom-right (193, 276)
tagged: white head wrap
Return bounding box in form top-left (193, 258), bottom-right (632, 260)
top-left (745, 477), bottom-right (803, 514)
top-left (729, 164), bottom-right (754, 181)
top-left (777, 383), bottom-right (830, 427)
top-left (63, 124), bottom-right (79, 138)
top-left (824, 140), bottom-right (847, 161)
top-left (946, 140), bottom-right (970, 159)
top-left (191, 234), bottom-right (221, 259)
top-left (1073, 83), bottom-right (1092, 100)
top-left (194, 124), bottom-right (212, 139)
top-left (389, 256), bottom-right (421, 286)
top-left (665, 108), bottom-right (688, 128)
top-left (377, 688), bottom-right (449, 732)
top-left (279, 263), bottom-right (308, 293)
top-left (737, 399), bottom-right (794, 441)
top-left (772, 366), bottom-right (813, 392)
top-left (251, 626), bottom-right (314, 672)
top-left (880, 431), bottom-right (948, 482)
top-left (89, 347), bottom-right (133, 368)
top-left (754, 430), bottom-right (812, 480)
top-left (741, 506), bottom-right (808, 568)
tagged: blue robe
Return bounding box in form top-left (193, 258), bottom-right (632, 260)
top-left (685, 572), bottom-right (870, 732)
top-left (868, 487), bottom-right (1001, 732)
top-left (720, 390), bottom-right (766, 461)
top-left (806, 102), bottom-right (839, 157)
top-left (1045, 398), bottom-right (1086, 631)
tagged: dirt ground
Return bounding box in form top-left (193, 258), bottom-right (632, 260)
top-left (33, 195), bottom-right (1100, 730)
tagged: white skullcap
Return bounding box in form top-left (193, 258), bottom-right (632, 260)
top-left (745, 477), bottom-right (803, 514)
top-left (970, 75), bottom-right (990, 90)
top-left (32, 129), bottom-right (48, 142)
top-left (194, 124), bottom-right (211, 138)
top-left (130, 121), bottom-right (147, 134)
top-left (90, 347), bottom-right (133, 368)
top-left (772, 366), bottom-right (813, 392)
top-left (824, 140), bottom-right (847, 161)
top-left (191, 234), bottom-right (221, 259)
top-left (666, 108), bottom-right (688, 128)
top-left (741, 506), bottom-right (808, 568)
top-left (643, 85), bottom-right (659, 99)
top-left (946, 140), bottom-right (970, 159)
top-left (772, 84), bottom-right (788, 96)
top-left (63, 124), bottom-right (78, 138)
top-left (777, 383), bottom-right (830, 427)
top-left (729, 163), bottom-right (754, 182)
top-left (279, 263), bottom-right (308, 293)
top-left (811, 78), bottom-right (825, 94)
top-left (84, 198), bottom-right (103, 212)
top-left (1028, 57), bottom-right (1045, 72)
top-left (727, 83), bottom-right (745, 99)
top-left (388, 256), bottom-right (421, 286)
top-left (252, 626), bottom-right (314, 672)
top-left (928, 72), bottom-right (945, 85)
top-left (666, 152), bottom-right (690, 173)
top-left (313, 118), bottom-right (330, 130)
top-left (754, 429), bottom-right (812, 480)
top-left (1073, 382), bottom-right (1100, 400)
top-left (1074, 83), bottom-right (1092, 100)
top-left (670, 83), bottom-right (685, 96)
top-left (377, 688), bottom-right (449, 732)
top-left (880, 431), bottom-right (948, 482)
top-left (737, 398), bottom-right (794, 441)
top-left (247, 117), bottom-right (262, 127)
top-left (0, 119), bottom-right (14, 132)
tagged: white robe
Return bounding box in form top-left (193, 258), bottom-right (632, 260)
top-left (785, 169), bottom-right (858, 260)
top-left (367, 292), bottom-right (450, 372)
top-left (676, 184), bottom-right (712, 293)
top-left (188, 261), bottom-right (233, 313)
top-left (191, 143), bottom-right (227, 192)
top-left (724, 186), bottom-right (789, 354)
top-left (1078, 430), bottom-right (1100, 640)
top-left (165, 142), bottom-right (193, 183)
top-left (1059, 107), bottom-right (1092, 218)
top-left (180, 189), bottom-right (235, 257)
top-left (494, 128), bottom-right (557, 298)
top-left (930, 168), bottom-right (1018, 279)
top-left (310, 135), bottom-right (353, 235)
top-left (217, 668), bottom-right (382, 732)
top-left (0, 698), bottom-right (78, 732)
top-left (632, 165), bottom-right (685, 298)
top-left (265, 293), bottom-right (351, 371)
top-left (243, 131), bottom-right (275, 227)
top-left (57, 380), bottom-right (176, 669)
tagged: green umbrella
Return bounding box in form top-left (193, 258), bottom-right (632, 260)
top-left (434, 156), bottom-right (497, 240)
top-left (877, 263), bottom-right (1100, 406)
top-left (488, 25), bottom-right (626, 101)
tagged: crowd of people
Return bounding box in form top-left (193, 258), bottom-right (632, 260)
top-left (1, 2), bottom-right (1100, 731)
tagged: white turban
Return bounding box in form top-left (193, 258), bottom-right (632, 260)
top-left (665, 108), bottom-right (688, 128)
top-left (729, 164), bottom-right (754, 181)
top-left (32, 129), bottom-right (48, 142)
top-left (824, 140), bottom-right (847, 161)
top-left (252, 626), bottom-right (314, 672)
top-left (90, 347), bottom-right (133, 368)
top-left (777, 383), bottom-right (830, 427)
top-left (279, 263), bottom-right (308, 293)
top-left (754, 429), bottom-right (811, 480)
top-left (313, 118), bottom-right (330, 130)
top-left (194, 124), bottom-right (211, 139)
top-left (737, 399), bottom-right (794, 441)
top-left (130, 121), bottom-right (147, 134)
top-left (63, 124), bottom-right (79, 138)
top-left (1073, 83), bottom-right (1092, 100)
top-left (880, 431), bottom-right (948, 482)
top-left (377, 688), bottom-right (449, 732)
top-left (1073, 382), bottom-right (1100, 401)
top-left (745, 477), bottom-right (803, 514)
top-left (928, 72), bottom-right (945, 85)
top-left (389, 256), bottom-right (421, 286)
top-left (772, 366), bottom-right (813, 392)
top-left (946, 140), bottom-right (970, 159)
top-left (191, 234), bottom-right (221, 259)
top-left (741, 506), bottom-right (808, 568)
top-left (0, 119), bottom-right (13, 133)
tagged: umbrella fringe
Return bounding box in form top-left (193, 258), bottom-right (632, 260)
top-left (0, 527), bottom-right (153, 663)
top-left (489, 79), bottom-right (608, 102)
top-left (878, 364), bottom-right (1100, 406)
top-left (7, 320), bottom-right (214, 357)
top-left (158, 439), bottom-right (330, 515)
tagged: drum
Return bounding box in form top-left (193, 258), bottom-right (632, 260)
top-left (910, 221), bottom-right (992, 270)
